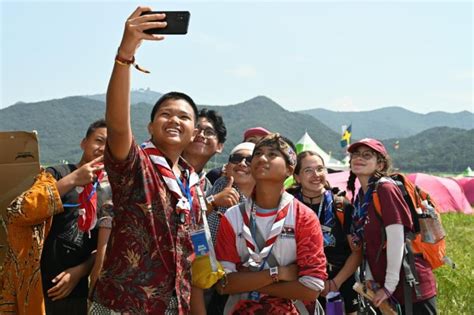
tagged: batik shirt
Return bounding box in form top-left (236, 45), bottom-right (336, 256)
top-left (0, 171), bottom-right (63, 315)
top-left (92, 141), bottom-right (200, 314)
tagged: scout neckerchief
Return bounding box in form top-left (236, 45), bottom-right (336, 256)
top-left (318, 190), bottom-right (337, 247)
top-left (141, 140), bottom-right (200, 225)
top-left (63, 166), bottom-right (104, 235)
top-left (350, 181), bottom-right (376, 247)
top-left (241, 192), bottom-right (293, 269)
top-left (77, 169), bottom-right (104, 234)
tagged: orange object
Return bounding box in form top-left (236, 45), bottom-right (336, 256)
top-left (0, 171), bottom-right (63, 315)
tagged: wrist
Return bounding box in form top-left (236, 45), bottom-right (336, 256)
top-left (206, 194), bottom-right (216, 210)
top-left (117, 45), bottom-right (135, 60)
top-left (269, 266), bottom-right (279, 283)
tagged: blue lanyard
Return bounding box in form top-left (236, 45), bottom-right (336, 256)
top-left (175, 171), bottom-right (194, 221)
top-left (63, 180), bottom-right (99, 208)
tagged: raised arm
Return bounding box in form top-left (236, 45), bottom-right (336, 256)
top-left (106, 6), bottom-right (166, 160)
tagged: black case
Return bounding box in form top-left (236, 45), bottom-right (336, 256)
top-left (142, 11), bottom-right (190, 35)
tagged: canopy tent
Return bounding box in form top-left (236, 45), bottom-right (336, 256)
top-left (407, 173), bottom-right (472, 214)
top-left (284, 132), bottom-right (348, 188)
top-left (455, 177), bottom-right (474, 206)
top-left (294, 132), bottom-right (348, 171)
top-left (462, 166), bottom-right (474, 177)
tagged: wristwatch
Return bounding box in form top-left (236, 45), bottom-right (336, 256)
top-left (269, 266), bottom-right (279, 283)
top-left (206, 194), bottom-right (216, 209)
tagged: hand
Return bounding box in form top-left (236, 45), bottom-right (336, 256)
top-left (279, 264), bottom-right (299, 282)
top-left (47, 265), bottom-right (83, 301)
top-left (118, 6), bottom-right (167, 60)
top-left (72, 156), bottom-right (104, 186)
top-left (321, 279), bottom-right (339, 297)
top-left (213, 177), bottom-right (240, 208)
top-left (372, 288), bottom-right (389, 307)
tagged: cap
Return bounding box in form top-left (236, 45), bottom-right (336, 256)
top-left (348, 138), bottom-right (388, 157)
top-left (243, 127), bottom-right (271, 141)
top-left (230, 142), bottom-right (256, 155)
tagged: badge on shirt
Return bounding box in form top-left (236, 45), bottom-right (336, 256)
top-left (190, 229), bottom-right (210, 257)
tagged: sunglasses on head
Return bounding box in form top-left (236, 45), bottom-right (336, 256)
top-left (228, 153), bottom-right (252, 165)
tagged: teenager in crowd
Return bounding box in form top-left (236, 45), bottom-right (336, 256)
top-left (206, 126), bottom-right (270, 185)
top-left (347, 138), bottom-right (437, 314)
top-left (289, 150), bottom-right (360, 314)
top-left (41, 119), bottom-right (108, 315)
top-left (215, 134), bottom-right (327, 314)
top-left (91, 6), bottom-right (201, 314)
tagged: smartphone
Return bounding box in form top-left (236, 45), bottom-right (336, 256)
top-left (141, 11), bottom-right (190, 35)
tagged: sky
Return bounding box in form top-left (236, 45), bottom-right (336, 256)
top-left (1, 0), bottom-right (472, 113)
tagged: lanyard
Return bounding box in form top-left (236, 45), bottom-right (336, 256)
top-left (175, 171), bottom-right (194, 223)
top-left (63, 180), bottom-right (99, 208)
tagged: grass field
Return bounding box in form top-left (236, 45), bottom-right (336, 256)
top-left (435, 213), bottom-right (474, 314)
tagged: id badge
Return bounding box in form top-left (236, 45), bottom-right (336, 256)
top-left (190, 229), bottom-right (210, 257)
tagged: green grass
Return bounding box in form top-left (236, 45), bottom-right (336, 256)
top-left (435, 213), bottom-right (474, 314)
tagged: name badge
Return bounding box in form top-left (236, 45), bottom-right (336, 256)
top-left (190, 229), bottom-right (210, 257)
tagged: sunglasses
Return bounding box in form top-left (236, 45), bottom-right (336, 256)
top-left (228, 154), bottom-right (252, 165)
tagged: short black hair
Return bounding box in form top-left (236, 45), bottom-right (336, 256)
top-left (85, 119), bottom-right (106, 138)
top-left (198, 108), bottom-right (227, 143)
top-left (150, 92), bottom-right (199, 123)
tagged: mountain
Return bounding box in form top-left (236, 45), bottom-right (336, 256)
top-left (0, 95), bottom-right (342, 165)
top-left (84, 88), bottom-right (163, 105)
top-left (300, 107), bottom-right (474, 140)
top-left (383, 127), bottom-right (474, 173)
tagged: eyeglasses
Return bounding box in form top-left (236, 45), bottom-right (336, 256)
top-left (228, 154), bottom-right (252, 166)
top-left (302, 166), bottom-right (326, 176)
top-left (197, 126), bottom-right (217, 138)
top-left (350, 150), bottom-right (376, 160)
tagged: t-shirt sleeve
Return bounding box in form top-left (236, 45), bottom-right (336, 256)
top-left (215, 214), bottom-right (241, 272)
top-left (376, 182), bottom-right (413, 229)
top-left (295, 202), bottom-right (328, 281)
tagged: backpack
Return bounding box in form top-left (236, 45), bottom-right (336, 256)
top-left (371, 173), bottom-right (451, 270)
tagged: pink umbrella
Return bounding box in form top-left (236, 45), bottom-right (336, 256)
top-left (456, 177), bottom-right (474, 206)
top-left (407, 173), bottom-right (472, 214)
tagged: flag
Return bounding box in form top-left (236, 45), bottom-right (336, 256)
top-left (340, 124), bottom-right (352, 148)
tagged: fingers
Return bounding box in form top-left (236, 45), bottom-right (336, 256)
top-left (226, 176), bottom-right (234, 188)
top-left (128, 6), bottom-right (153, 19)
top-left (89, 155), bottom-right (104, 165)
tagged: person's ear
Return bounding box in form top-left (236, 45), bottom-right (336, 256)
top-left (286, 165), bottom-right (295, 178)
top-left (80, 138), bottom-right (86, 150)
top-left (215, 143), bottom-right (224, 154)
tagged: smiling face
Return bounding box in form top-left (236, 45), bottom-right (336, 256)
top-left (227, 148), bottom-right (254, 187)
top-left (183, 117), bottom-right (223, 161)
top-left (350, 144), bottom-right (384, 177)
top-left (80, 127), bottom-right (107, 163)
top-left (251, 145), bottom-right (293, 183)
top-left (294, 154), bottom-right (327, 195)
top-left (147, 98), bottom-right (196, 152)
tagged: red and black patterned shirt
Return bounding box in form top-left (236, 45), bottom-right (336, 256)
top-left (92, 141), bottom-right (199, 314)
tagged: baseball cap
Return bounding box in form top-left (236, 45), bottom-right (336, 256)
top-left (243, 127), bottom-right (271, 141)
top-left (348, 138), bottom-right (388, 157)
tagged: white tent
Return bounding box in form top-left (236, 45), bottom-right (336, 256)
top-left (295, 132), bottom-right (349, 171)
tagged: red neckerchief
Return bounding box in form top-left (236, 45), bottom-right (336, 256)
top-left (78, 170), bottom-right (104, 234)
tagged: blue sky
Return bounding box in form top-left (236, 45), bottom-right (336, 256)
top-left (1, 1), bottom-right (472, 113)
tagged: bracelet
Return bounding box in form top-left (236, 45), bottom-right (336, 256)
top-left (206, 195), bottom-right (216, 209)
top-left (115, 50), bottom-right (150, 74)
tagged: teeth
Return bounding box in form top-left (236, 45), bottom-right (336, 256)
top-left (166, 128), bottom-right (180, 134)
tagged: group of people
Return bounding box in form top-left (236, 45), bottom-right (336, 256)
top-left (0, 6), bottom-right (438, 315)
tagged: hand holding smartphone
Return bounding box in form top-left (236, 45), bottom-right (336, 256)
top-left (141, 11), bottom-right (190, 35)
